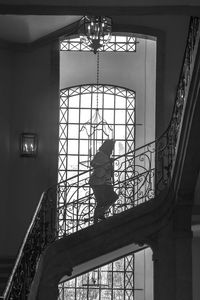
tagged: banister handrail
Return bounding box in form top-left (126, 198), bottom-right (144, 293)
top-left (2, 192), bottom-right (46, 299)
top-left (1, 16), bottom-right (199, 300)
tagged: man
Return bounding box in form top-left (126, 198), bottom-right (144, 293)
top-left (89, 139), bottom-right (118, 224)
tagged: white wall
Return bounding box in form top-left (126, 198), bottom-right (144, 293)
top-left (135, 248), bottom-right (153, 300)
top-left (0, 48), bottom-right (12, 255)
top-left (1, 42), bottom-right (60, 256)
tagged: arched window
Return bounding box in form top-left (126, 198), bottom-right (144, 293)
top-left (58, 84), bottom-right (135, 235)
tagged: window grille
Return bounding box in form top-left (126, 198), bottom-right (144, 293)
top-left (58, 84), bottom-right (135, 235)
top-left (60, 35), bottom-right (137, 52)
top-left (58, 253), bottom-right (135, 300)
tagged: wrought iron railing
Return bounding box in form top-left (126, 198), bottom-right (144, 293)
top-left (1, 16), bottom-right (199, 300)
top-left (55, 144), bottom-right (156, 236)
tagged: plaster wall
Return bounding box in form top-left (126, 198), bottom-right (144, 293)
top-left (192, 237), bottom-right (200, 300)
top-left (135, 248), bottom-right (153, 300)
top-left (112, 15), bottom-right (190, 135)
top-left (0, 48), bottom-right (12, 256)
top-left (193, 175), bottom-right (200, 300)
top-left (1, 42), bottom-right (60, 256)
top-left (1, 0), bottom-right (200, 8)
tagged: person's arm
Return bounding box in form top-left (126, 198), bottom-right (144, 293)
top-left (91, 152), bottom-right (109, 168)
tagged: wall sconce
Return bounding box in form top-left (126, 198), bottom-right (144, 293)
top-left (20, 133), bottom-right (38, 157)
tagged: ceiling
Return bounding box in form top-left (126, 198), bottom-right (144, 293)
top-left (0, 15), bottom-right (81, 43)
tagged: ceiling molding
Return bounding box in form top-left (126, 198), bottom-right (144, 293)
top-left (0, 5), bottom-right (200, 16)
top-left (0, 19), bottom-right (80, 51)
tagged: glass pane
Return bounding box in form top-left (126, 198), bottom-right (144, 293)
top-left (80, 125), bottom-right (91, 140)
top-left (66, 170), bottom-right (79, 180)
top-left (114, 141), bottom-right (126, 156)
top-left (69, 95), bottom-right (80, 108)
top-left (64, 288), bottom-right (75, 299)
top-left (113, 272), bottom-right (124, 288)
top-left (92, 92), bottom-right (103, 109)
top-left (64, 278), bottom-right (76, 287)
top-left (113, 289), bottom-right (124, 300)
top-left (115, 109), bottom-right (126, 124)
top-left (68, 140), bottom-right (79, 155)
top-left (104, 94), bottom-right (114, 108)
top-left (76, 288), bottom-right (87, 300)
top-left (80, 109), bottom-right (91, 123)
top-left (68, 125), bottom-right (79, 138)
top-left (113, 259), bottom-right (124, 271)
top-left (68, 109), bottom-right (80, 123)
top-left (79, 139), bottom-right (90, 155)
top-left (103, 110), bottom-right (114, 124)
top-left (88, 289), bottom-right (99, 299)
top-left (68, 155), bottom-right (78, 170)
top-left (115, 125), bottom-right (126, 139)
top-left (115, 96), bottom-right (126, 109)
top-left (101, 289), bottom-right (111, 299)
top-left (80, 94), bottom-right (91, 108)
top-left (116, 36), bottom-right (127, 42)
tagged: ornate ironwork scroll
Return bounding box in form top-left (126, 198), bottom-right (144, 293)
top-left (1, 192), bottom-right (56, 300)
top-left (2, 17), bottom-right (199, 300)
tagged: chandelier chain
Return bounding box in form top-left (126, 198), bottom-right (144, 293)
top-left (96, 52), bottom-right (100, 109)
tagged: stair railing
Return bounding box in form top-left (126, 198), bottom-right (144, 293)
top-left (1, 16), bottom-right (199, 300)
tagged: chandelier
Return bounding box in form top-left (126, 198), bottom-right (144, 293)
top-left (78, 16), bottom-right (112, 54)
top-left (80, 52), bottom-right (113, 167)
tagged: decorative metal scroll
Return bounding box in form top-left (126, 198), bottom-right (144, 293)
top-left (1, 192), bottom-right (56, 300)
top-left (1, 17), bottom-right (199, 300)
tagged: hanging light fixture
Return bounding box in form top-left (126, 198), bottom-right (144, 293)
top-left (79, 16), bottom-right (112, 54)
top-left (80, 52), bottom-right (113, 168)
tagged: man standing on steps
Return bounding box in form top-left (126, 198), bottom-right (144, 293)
top-left (89, 139), bottom-right (119, 224)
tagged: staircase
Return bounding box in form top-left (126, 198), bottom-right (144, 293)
top-left (0, 17), bottom-right (199, 300)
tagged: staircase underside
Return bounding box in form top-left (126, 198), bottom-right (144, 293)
top-left (29, 186), bottom-right (172, 300)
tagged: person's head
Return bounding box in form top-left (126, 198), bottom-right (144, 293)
top-left (99, 139), bottom-right (115, 155)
